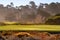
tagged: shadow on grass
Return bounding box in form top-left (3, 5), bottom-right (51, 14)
top-left (0, 22), bottom-right (60, 26)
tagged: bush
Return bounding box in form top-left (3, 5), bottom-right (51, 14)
top-left (12, 22), bottom-right (21, 25)
top-left (45, 19), bottom-right (56, 25)
top-left (45, 14), bottom-right (60, 25)
top-left (0, 22), bottom-right (6, 26)
top-left (3, 22), bottom-right (21, 25)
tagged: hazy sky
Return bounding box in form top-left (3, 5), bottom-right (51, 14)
top-left (0, 0), bottom-right (60, 6)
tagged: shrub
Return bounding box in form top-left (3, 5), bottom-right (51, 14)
top-left (0, 22), bottom-right (6, 26)
top-left (45, 14), bottom-right (60, 25)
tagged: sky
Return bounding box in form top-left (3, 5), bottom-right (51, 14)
top-left (0, 0), bottom-right (60, 6)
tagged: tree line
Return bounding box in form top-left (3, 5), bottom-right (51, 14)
top-left (0, 1), bottom-right (60, 24)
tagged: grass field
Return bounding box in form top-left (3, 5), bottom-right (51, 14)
top-left (0, 25), bottom-right (60, 31)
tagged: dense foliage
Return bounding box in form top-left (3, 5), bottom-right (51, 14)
top-left (45, 14), bottom-right (60, 25)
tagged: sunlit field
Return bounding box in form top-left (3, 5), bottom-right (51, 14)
top-left (0, 25), bottom-right (60, 31)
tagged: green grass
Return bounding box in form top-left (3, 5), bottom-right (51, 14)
top-left (0, 25), bottom-right (60, 31)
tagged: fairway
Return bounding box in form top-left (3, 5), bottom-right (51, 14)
top-left (0, 25), bottom-right (60, 31)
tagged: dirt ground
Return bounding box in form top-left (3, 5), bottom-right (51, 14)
top-left (0, 31), bottom-right (60, 40)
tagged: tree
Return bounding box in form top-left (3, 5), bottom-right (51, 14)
top-left (0, 4), bottom-right (4, 8)
top-left (37, 4), bottom-right (51, 23)
top-left (25, 5), bottom-right (30, 8)
top-left (39, 3), bottom-right (44, 9)
top-left (6, 5), bottom-right (11, 8)
top-left (37, 5), bottom-right (51, 18)
top-left (10, 2), bottom-right (14, 7)
top-left (46, 2), bottom-right (60, 15)
top-left (29, 1), bottom-right (37, 9)
top-left (44, 3), bottom-right (48, 8)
